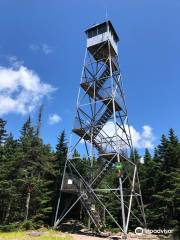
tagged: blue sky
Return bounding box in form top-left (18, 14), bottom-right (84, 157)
top-left (0, 0), bottom-right (179, 154)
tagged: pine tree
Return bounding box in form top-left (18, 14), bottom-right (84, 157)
top-left (13, 116), bottom-right (54, 226)
top-left (143, 148), bottom-right (152, 164)
top-left (139, 148), bottom-right (161, 228)
top-left (0, 133), bottom-right (21, 225)
top-left (54, 130), bottom-right (68, 188)
top-left (56, 130), bottom-right (68, 169)
top-left (151, 129), bottom-right (180, 231)
top-left (36, 105), bottom-right (43, 137)
top-left (51, 131), bottom-right (68, 224)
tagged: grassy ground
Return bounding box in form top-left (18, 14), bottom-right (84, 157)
top-left (0, 230), bottom-right (72, 240)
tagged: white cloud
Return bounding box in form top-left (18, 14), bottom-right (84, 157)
top-left (48, 114), bottom-right (61, 125)
top-left (138, 125), bottom-right (154, 149)
top-left (100, 122), bottom-right (154, 149)
top-left (7, 55), bottom-right (24, 68)
top-left (29, 43), bottom-right (53, 55)
top-left (140, 156), bottom-right (144, 163)
top-left (29, 44), bottom-right (39, 52)
top-left (42, 44), bottom-right (53, 55)
top-left (0, 62), bottom-right (55, 116)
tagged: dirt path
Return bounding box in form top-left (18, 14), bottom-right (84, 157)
top-left (70, 233), bottom-right (108, 240)
top-left (70, 233), bottom-right (160, 240)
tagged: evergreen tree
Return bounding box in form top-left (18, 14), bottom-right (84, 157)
top-left (139, 148), bottom-right (161, 227)
top-left (11, 116), bottom-right (55, 226)
top-left (51, 131), bottom-right (68, 224)
top-left (36, 105), bottom-right (43, 137)
top-left (0, 133), bottom-right (20, 224)
top-left (148, 129), bottom-right (180, 232)
top-left (56, 130), bottom-right (68, 170)
top-left (143, 148), bottom-right (152, 164)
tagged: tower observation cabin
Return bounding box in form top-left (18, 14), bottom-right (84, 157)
top-left (85, 20), bottom-right (119, 60)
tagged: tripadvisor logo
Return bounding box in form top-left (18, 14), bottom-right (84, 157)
top-left (135, 227), bottom-right (173, 235)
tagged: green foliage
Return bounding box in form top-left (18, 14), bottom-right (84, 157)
top-left (50, 130), bottom-right (68, 224)
top-left (0, 110), bottom-right (179, 235)
top-left (0, 114), bottom-right (67, 229)
top-left (139, 129), bottom-right (180, 233)
top-left (19, 220), bottom-right (35, 230)
top-left (0, 223), bottom-right (19, 232)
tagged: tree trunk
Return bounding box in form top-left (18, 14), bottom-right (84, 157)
top-left (4, 200), bottom-right (11, 223)
top-left (25, 192), bottom-right (31, 221)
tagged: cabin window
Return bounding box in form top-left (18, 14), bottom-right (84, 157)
top-left (87, 24), bottom-right (107, 38)
top-left (98, 24), bottom-right (107, 34)
top-left (88, 28), bottom-right (97, 38)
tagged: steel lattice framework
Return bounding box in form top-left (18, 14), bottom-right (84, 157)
top-left (54, 21), bottom-right (146, 237)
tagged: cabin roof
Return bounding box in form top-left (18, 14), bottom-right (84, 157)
top-left (85, 20), bottom-right (119, 42)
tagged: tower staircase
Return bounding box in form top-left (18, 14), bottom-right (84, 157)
top-left (69, 61), bottom-right (124, 230)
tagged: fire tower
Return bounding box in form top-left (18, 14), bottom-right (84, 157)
top-left (54, 20), bottom-right (146, 236)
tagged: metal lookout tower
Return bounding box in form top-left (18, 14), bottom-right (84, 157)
top-left (54, 20), bottom-right (146, 236)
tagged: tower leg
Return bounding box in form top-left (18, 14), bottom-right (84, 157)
top-left (119, 177), bottom-right (127, 236)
